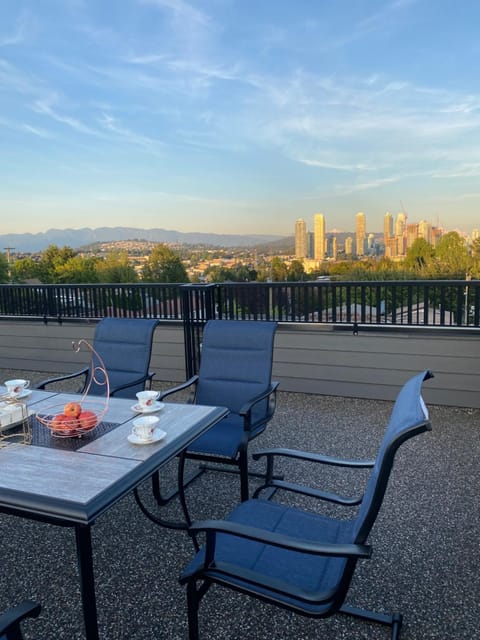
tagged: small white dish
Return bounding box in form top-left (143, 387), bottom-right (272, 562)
top-left (2, 388), bottom-right (32, 400)
top-left (131, 401), bottom-right (164, 414)
top-left (127, 428), bottom-right (166, 445)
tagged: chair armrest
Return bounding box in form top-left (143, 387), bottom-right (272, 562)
top-left (238, 381), bottom-right (279, 430)
top-left (262, 479), bottom-right (363, 506)
top-left (35, 367), bottom-right (89, 390)
top-left (108, 371), bottom-right (156, 397)
top-left (0, 600), bottom-right (41, 637)
top-left (252, 448), bottom-right (374, 503)
top-left (253, 447), bottom-right (376, 468)
top-left (188, 519), bottom-right (371, 559)
top-left (158, 376), bottom-right (199, 401)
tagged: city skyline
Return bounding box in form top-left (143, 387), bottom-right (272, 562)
top-left (2, 1), bottom-right (480, 236)
top-left (294, 209), bottom-right (479, 262)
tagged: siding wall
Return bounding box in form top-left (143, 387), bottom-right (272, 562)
top-left (0, 320), bottom-right (478, 408)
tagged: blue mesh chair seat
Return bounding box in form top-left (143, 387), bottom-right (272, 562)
top-left (180, 370), bottom-right (433, 640)
top-left (160, 320), bottom-right (278, 501)
top-left (37, 318), bottom-right (159, 399)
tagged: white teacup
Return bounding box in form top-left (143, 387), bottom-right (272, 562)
top-left (4, 379), bottom-right (30, 397)
top-left (136, 390), bottom-right (160, 409)
top-left (132, 415), bottom-right (159, 441)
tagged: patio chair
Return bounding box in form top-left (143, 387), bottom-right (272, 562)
top-left (159, 319), bottom-right (278, 502)
top-left (180, 370), bottom-right (433, 640)
top-left (36, 318), bottom-right (159, 399)
top-left (0, 600), bottom-right (41, 640)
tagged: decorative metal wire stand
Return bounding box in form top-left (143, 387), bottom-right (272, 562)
top-left (36, 339), bottom-right (110, 439)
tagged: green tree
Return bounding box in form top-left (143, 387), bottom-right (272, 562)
top-left (37, 245), bottom-right (77, 283)
top-left (434, 231), bottom-right (471, 277)
top-left (97, 250), bottom-right (138, 283)
top-left (204, 265), bottom-right (235, 283)
top-left (0, 253), bottom-right (9, 282)
top-left (11, 256), bottom-right (40, 282)
top-left (141, 244), bottom-right (189, 283)
top-left (403, 238), bottom-right (435, 273)
top-left (470, 238), bottom-right (480, 278)
top-left (55, 255), bottom-right (100, 283)
top-left (270, 257), bottom-right (288, 281)
top-left (287, 259), bottom-right (306, 281)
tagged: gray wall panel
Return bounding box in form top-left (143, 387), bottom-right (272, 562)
top-left (0, 320), bottom-right (479, 407)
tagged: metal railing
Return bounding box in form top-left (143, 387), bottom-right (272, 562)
top-left (0, 283), bottom-right (183, 321)
top-left (0, 280), bottom-right (478, 328)
top-left (182, 280), bottom-right (480, 326)
top-left (1, 280), bottom-right (478, 379)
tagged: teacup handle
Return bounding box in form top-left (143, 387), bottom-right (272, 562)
top-left (24, 380), bottom-right (30, 389)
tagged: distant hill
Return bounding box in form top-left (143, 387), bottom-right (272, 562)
top-left (253, 236), bottom-right (295, 254)
top-left (0, 227), bottom-right (286, 253)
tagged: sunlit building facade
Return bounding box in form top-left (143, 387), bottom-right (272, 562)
top-left (295, 218), bottom-right (308, 258)
top-left (356, 212), bottom-right (366, 256)
top-left (314, 214), bottom-right (326, 261)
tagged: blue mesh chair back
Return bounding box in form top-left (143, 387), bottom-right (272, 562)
top-left (195, 320), bottom-right (277, 427)
top-left (353, 369), bottom-right (432, 542)
top-left (86, 318), bottom-right (158, 398)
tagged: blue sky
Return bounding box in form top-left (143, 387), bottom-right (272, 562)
top-left (1, 0), bottom-right (480, 238)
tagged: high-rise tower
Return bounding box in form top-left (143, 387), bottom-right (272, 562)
top-left (395, 212), bottom-right (407, 256)
top-left (418, 220), bottom-right (432, 244)
top-left (295, 218), bottom-right (308, 258)
top-left (356, 212), bottom-right (366, 256)
top-left (384, 212), bottom-right (393, 246)
top-left (314, 214), bottom-right (326, 261)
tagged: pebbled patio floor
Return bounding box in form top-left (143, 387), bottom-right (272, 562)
top-left (0, 370), bottom-right (478, 640)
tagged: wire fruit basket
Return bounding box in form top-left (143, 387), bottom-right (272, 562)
top-left (36, 339), bottom-right (110, 438)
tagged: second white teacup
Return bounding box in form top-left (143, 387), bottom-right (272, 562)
top-left (132, 415), bottom-right (159, 441)
top-left (4, 378), bottom-right (30, 397)
top-left (136, 390), bottom-right (160, 409)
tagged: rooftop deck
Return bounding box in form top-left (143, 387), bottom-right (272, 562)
top-left (0, 371), bottom-right (477, 639)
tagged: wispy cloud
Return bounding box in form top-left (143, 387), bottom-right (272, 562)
top-left (139, 0), bottom-right (211, 28)
top-left (33, 95), bottom-right (99, 136)
top-left (20, 123), bottom-right (51, 138)
top-left (0, 10), bottom-right (34, 47)
top-left (99, 113), bottom-right (163, 150)
top-left (356, 0), bottom-right (421, 35)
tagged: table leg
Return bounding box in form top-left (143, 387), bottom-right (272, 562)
top-left (75, 524), bottom-right (99, 640)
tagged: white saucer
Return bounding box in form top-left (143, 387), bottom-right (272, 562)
top-left (127, 428), bottom-right (166, 445)
top-left (3, 389), bottom-right (32, 400)
top-left (131, 401), bottom-right (164, 414)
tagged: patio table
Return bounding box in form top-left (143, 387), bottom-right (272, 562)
top-left (0, 389), bottom-right (228, 640)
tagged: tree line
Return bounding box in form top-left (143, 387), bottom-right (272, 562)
top-left (2, 231), bottom-right (478, 285)
top-left (7, 244), bottom-right (188, 284)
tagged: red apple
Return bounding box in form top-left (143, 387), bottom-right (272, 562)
top-left (62, 416), bottom-right (79, 430)
top-left (51, 414), bottom-right (77, 434)
top-left (63, 402), bottom-right (82, 418)
top-left (51, 414), bottom-right (68, 430)
top-left (78, 411), bottom-right (98, 430)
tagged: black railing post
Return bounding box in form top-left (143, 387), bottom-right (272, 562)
top-left (181, 284), bottom-right (217, 379)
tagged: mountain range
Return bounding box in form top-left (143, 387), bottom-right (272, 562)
top-left (0, 227), bottom-right (287, 253)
